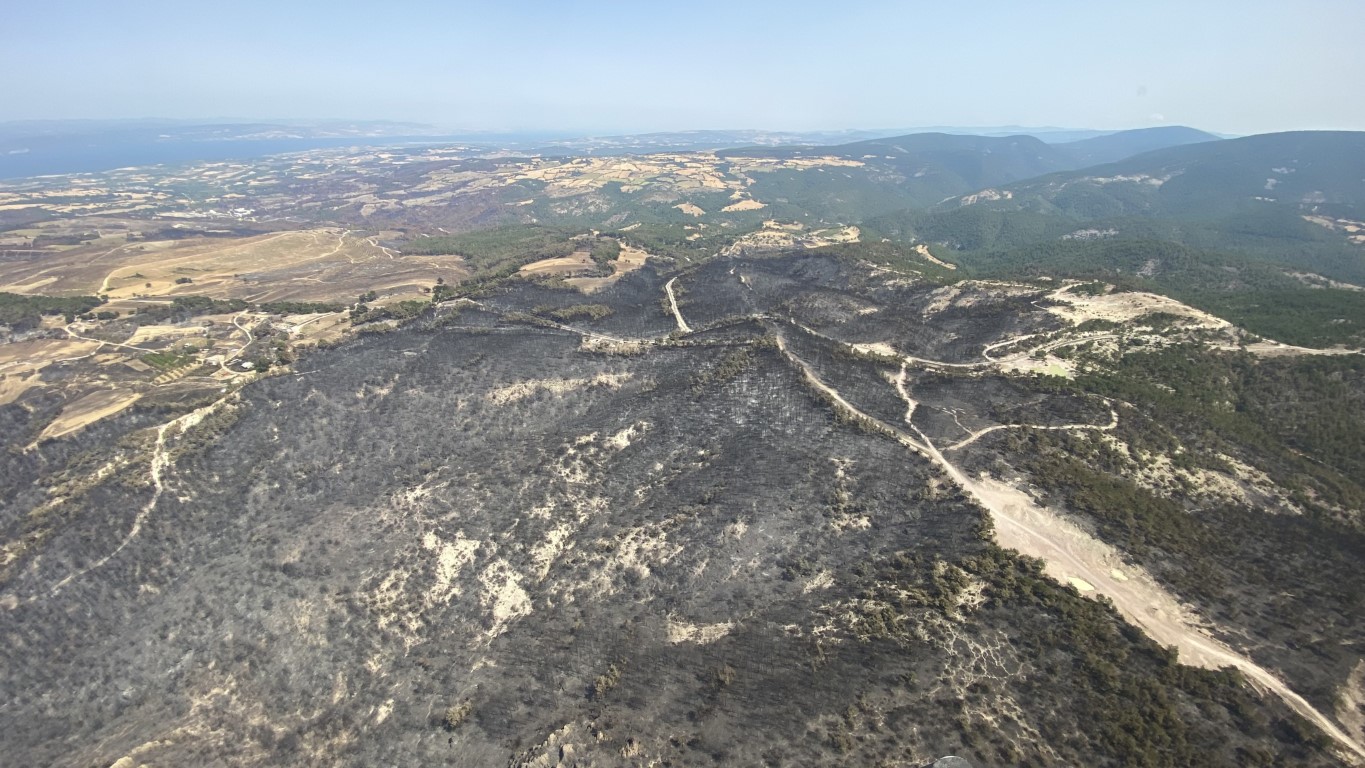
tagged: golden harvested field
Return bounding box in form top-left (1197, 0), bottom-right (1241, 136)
top-left (0, 338), bottom-right (102, 404)
top-left (565, 244), bottom-right (651, 293)
top-left (0, 228), bottom-right (467, 304)
top-left (519, 251), bottom-right (595, 277)
top-left (37, 389), bottom-right (143, 441)
top-left (520, 244), bottom-right (653, 294)
top-left (0, 225), bottom-right (472, 440)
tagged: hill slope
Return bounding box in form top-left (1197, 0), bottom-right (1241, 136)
top-left (860, 131), bottom-right (1365, 337)
top-left (1053, 125), bottom-right (1222, 167)
top-left (967, 130), bottom-right (1365, 219)
top-left (1, 255), bottom-right (1358, 766)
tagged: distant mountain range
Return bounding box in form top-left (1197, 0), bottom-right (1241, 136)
top-left (991, 130), bottom-right (1365, 216)
top-left (715, 126), bottom-right (1225, 209)
top-left (0, 119), bottom-right (1227, 179)
top-left (845, 129), bottom-right (1365, 345)
top-left (1050, 125), bottom-right (1222, 166)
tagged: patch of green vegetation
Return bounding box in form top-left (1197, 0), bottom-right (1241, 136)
top-left (690, 349), bottom-right (754, 394)
top-left (744, 167), bottom-right (920, 220)
top-left (809, 241), bottom-right (959, 283)
top-left (853, 545), bottom-right (1337, 766)
top-left (1013, 345), bottom-right (1365, 717)
top-left (259, 301), bottom-right (346, 315)
top-left (589, 238), bottom-right (621, 265)
top-left (131, 296), bottom-right (248, 324)
top-left (141, 349), bottom-right (198, 372)
top-left (441, 701), bottom-right (473, 730)
top-left (404, 226), bottom-right (575, 275)
top-left (589, 663), bottom-right (622, 701)
top-left (1177, 289), bottom-right (1363, 347)
top-left (537, 304), bottom-right (613, 322)
top-left (1067, 281), bottom-right (1110, 296)
top-left (864, 206), bottom-right (1073, 253)
top-left (350, 300), bottom-right (428, 325)
top-left (949, 238), bottom-right (1365, 346)
top-left (0, 292), bottom-right (105, 329)
top-left (1087, 346), bottom-right (1364, 508)
top-left (618, 222), bottom-right (734, 264)
top-left (1075, 318), bottom-right (1122, 333)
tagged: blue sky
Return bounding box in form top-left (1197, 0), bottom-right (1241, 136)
top-left (3, 0), bottom-right (1362, 134)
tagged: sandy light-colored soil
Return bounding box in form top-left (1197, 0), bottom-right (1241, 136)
top-left (914, 243), bottom-right (957, 270)
top-left (665, 277), bottom-right (691, 333)
top-left (1220, 340), bottom-right (1363, 357)
top-left (565, 244), bottom-right (651, 293)
top-left (485, 373), bottom-right (633, 407)
top-left (720, 198), bottom-right (766, 212)
top-left (1044, 285), bottom-right (1231, 328)
top-left (0, 338), bottom-right (103, 404)
top-left (518, 243), bottom-right (653, 294)
top-left (37, 389), bottom-right (144, 441)
top-left (0, 228), bottom-right (466, 306)
top-left (966, 469), bottom-right (1365, 763)
top-left (519, 251), bottom-right (595, 276)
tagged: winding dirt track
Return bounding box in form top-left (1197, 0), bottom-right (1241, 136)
top-left (218, 312), bottom-right (255, 373)
top-left (64, 322), bottom-right (156, 354)
top-left (944, 407), bottom-right (1118, 452)
top-left (665, 277), bottom-right (692, 333)
top-left (38, 402), bottom-right (222, 601)
top-left (775, 331), bottom-right (1365, 764)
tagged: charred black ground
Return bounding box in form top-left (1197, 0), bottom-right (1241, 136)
top-left (1, 253), bottom-right (1359, 767)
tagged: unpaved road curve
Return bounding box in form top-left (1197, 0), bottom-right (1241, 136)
top-left (958, 471), bottom-right (1365, 765)
top-left (665, 277), bottom-right (692, 334)
top-left (36, 402), bottom-right (223, 601)
top-left (1215, 340), bottom-right (1364, 358)
top-left (219, 312), bottom-right (255, 372)
top-left (65, 323), bottom-right (156, 355)
top-left (945, 407), bottom-right (1118, 452)
top-left (368, 236), bottom-right (398, 259)
top-left (776, 330), bottom-right (1365, 764)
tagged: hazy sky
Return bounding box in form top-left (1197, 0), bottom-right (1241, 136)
top-left (3, 0), bottom-right (1362, 134)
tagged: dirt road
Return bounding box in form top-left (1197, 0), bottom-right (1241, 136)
top-left (665, 277), bottom-right (692, 333)
top-left (64, 322), bottom-right (156, 354)
top-left (776, 330), bottom-right (1365, 764)
top-left (944, 407), bottom-right (1118, 451)
top-left (38, 402), bottom-right (223, 601)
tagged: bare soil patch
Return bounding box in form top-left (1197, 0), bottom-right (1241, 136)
top-left (38, 389), bottom-right (143, 441)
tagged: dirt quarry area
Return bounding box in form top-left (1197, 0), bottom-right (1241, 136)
top-left (1044, 285), bottom-right (1232, 329)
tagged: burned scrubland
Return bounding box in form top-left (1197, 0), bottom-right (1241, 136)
top-left (0, 253), bottom-right (1356, 767)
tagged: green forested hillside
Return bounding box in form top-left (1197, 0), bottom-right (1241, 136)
top-left (850, 132), bottom-right (1365, 346)
top-left (1052, 126), bottom-right (1221, 167)
top-left (956, 239), bottom-right (1365, 346)
top-left (943, 131), bottom-right (1365, 220)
